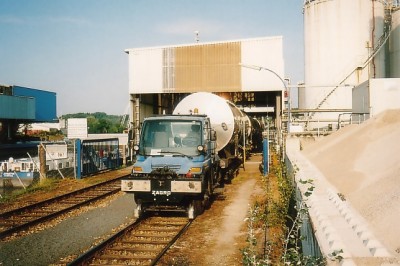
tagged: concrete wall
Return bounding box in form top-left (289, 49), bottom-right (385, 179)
top-left (353, 78), bottom-right (400, 117)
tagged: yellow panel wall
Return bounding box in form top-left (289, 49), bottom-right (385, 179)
top-left (174, 42), bottom-right (241, 92)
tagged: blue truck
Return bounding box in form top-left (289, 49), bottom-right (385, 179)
top-left (121, 92), bottom-right (253, 219)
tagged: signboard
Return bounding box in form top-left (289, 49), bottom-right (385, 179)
top-left (45, 144), bottom-right (68, 160)
top-left (67, 118), bottom-right (88, 139)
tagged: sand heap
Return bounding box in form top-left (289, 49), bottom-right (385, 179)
top-left (302, 109), bottom-right (400, 254)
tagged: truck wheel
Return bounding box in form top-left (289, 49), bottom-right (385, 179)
top-left (203, 190), bottom-right (210, 209)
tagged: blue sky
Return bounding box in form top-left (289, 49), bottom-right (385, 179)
top-left (0, 0), bottom-right (304, 116)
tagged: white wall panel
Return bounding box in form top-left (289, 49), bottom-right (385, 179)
top-left (369, 78), bottom-right (400, 116)
top-left (241, 37), bottom-right (285, 91)
top-left (353, 78), bottom-right (400, 117)
top-left (128, 48), bottom-right (163, 94)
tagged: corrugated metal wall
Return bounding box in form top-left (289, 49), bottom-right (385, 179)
top-left (174, 42), bottom-right (241, 92)
top-left (0, 95), bottom-right (35, 119)
top-left (13, 86), bottom-right (57, 122)
top-left (127, 37), bottom-right (284, 94)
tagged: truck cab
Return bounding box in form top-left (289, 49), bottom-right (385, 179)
top-left (121, 115), bottom-right (219, 219)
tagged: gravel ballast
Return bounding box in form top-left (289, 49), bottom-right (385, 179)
top-left (0, 193), bottom-right (135, 265)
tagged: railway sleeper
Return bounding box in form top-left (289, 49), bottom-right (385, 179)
top-left (137, 226), bottom-right (182, 231)
top-left (107, 245), bottom-right (164, 252)
top-left (132, 232), bottom-right (178, 237)
top-left (96, 253), bottom-right (157, 260)
top-left (123, 238), bottom-right (170, 245)
top-left (102, 249), bottom-right (158, 256)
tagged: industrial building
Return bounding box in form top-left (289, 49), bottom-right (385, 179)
top-left (0, 85), bottom-right (57, 142)
top-left (125, 36), bottom-right (287, 145)
top-left (0, 85), bottom-right (57, 159)
top-left (125, 0), bottom-right (400, 137)
top-left (124, 0), bottom-right (400, 263)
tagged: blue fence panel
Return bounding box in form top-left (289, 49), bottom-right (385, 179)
top-left (80, 138), bottom-right (120, 176)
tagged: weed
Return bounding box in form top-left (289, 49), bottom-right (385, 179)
top-left (242, 150), bottom-right (342, 265)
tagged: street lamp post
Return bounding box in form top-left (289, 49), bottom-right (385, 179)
top-left (284, 78), bottom-right (291, 134)
top-left (239, 63), bottom-right (290, 133)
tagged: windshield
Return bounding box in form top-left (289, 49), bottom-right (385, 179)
top-left (140, 119), bottom-right (202, 156)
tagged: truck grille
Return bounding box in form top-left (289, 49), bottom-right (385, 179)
top-left (151, 164), bottom-right (181, 171)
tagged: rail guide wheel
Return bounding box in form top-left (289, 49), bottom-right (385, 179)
top-left (188, 200), bottom-right (204, 220)
top-left (134, 202), bottom-right (142, 218)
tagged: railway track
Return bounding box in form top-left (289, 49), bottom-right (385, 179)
top-left (0, 176), bottom-right (127, 239)
top-left (69, 215), bottom-right (192, 266)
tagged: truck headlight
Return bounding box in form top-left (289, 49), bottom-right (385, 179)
top-left (190, 167), bottom-right (202, 173)
top-left (132, 166), bottom-right (143, 173)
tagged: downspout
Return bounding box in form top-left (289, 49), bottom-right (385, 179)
top-left (372, 0), bottom-right (376, 78)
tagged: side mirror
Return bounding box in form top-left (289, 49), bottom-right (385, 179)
top-left (174, 136), bottom-right (182, 146)
top-left (210, 129), bottom-right (217, 141)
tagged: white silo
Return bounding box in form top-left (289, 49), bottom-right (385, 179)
top-left (390, 8), bottom-right (400, 78)
top-left (300, 0), bottom-right (387, 129)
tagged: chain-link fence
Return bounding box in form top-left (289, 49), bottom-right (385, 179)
top-left (37, 140), bottom-right (76, 179)
top-left (1, 139), bottom-right (125, 193)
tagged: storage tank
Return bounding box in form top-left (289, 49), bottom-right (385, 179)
top-left (390, 8), bottom-right (400, 78)
top-left (301, 0), bottom-right (386, 129)
top-left (173, 92), bottom-right (249, 152)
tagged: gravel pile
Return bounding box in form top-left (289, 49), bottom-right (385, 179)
top-left (302, 109), bottom-right (400, 255)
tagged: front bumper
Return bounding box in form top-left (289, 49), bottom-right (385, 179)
top-left (121, 179), bottom-right (202, 193)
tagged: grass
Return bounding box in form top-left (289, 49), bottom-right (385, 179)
top-left (242, 149), bottom-right (292, 265)
top-left (0, 177), bottom-right (61, 203)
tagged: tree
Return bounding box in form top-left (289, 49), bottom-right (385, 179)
top-left (60, 113), bottom-right (124, 134)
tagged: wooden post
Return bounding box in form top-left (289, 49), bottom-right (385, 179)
top-left (122, 145), bottom-right (126, 166)
top-left (39, 144), bottom-right (46, 181)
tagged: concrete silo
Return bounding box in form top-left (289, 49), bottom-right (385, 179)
top-left (390, 7), bottom-right (400, 77)
top-left (300, 0), bottom-right (387, 129)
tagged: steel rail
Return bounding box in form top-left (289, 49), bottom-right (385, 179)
top-left (0, 175), bottom-right (128, 239)
top-left (68, 215), bottom-right (192, 266)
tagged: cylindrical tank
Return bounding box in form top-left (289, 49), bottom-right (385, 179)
top-left (301, 0), bottom-right (386, 128)
top-left (390, 8), bottom-right (400, 78)
top-left (173, 92), bottom-right (248, 151)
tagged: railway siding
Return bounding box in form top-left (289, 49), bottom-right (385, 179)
top-left (0, 175), bottom-right (127, 240)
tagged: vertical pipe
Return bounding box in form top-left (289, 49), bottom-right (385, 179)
top-left (263, 137), bottom-right (269, 176)
top-left (372, 0), bottom-right (376, 78)
top-left (242, 121), bottom-right (246, 166)
top-left (75, 139), bottom-right (81, 179)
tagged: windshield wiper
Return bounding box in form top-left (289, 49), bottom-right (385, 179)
top-left (159, 150), bottom-right (193, 159)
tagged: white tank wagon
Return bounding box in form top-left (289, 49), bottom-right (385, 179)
top-left (173, 92), bottom-right (257, 182)
top-left (301, 0), bottom-right (387, 129)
